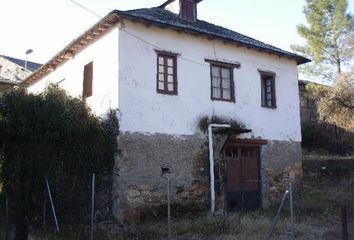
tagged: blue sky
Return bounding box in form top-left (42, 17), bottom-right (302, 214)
top-left (0, 0), bottom-right (353, 64)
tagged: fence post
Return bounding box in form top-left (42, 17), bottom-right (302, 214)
top-left (289, 180), bottom-right (294, 239)
top-left (46, 178), bottom-right (60, 233)
top-left (167, 176), bottom-right (171, 240)
top-left (5, 193), bottom-right (9, 240)
top-left (91, 173), bottom-right (96, 240)
top-left (268, 182), bottom-right (289, 240)
top-left (42, 200), bottom-right (46, 228)
top-left (341, 206), bottom-right (348, 240)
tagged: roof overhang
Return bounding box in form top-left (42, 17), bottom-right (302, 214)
top-left (21, 11), bottom-right (120, 87)
top-left (21, 8), bottom-right (310, 87)
top-left (117, 12), bottom-right (310, 65)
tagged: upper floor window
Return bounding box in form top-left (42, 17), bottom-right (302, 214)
top-left (83, 61), bottom-right (93, 98)
top-left (206, 60), bottom-right (239, 102)
top-left (259, 70), bottom-right (276, 108)
top-left (156, 51), bottom-right (177, 95)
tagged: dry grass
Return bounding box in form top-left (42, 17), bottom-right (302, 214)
top-left (136, 210), bottom-right (344, 240)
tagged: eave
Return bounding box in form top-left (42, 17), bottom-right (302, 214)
top-left (21, 12), bottom-right (120, 87)
top-left (117, 12), bottom-right (310, 65)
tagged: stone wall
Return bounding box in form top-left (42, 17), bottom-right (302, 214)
top-left (112, 133), bottom-right (302, 221)
top-left (0, 57), bottom-right (31, 82)
top-left (262, 140), bottom-right (302, 203)
top-left (113, 132), bottom-right (209, 222)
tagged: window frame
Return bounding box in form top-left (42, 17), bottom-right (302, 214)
top-left (155, 50), bottom-right (178, 95)
top-left (83, 61), bottom-right (93, 99)
top-left (206, 60), bottom-right (238, 102)
top-left (259, 70), bottom-right (276, 109)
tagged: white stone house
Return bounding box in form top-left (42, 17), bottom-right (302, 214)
top-left (0, 55), bottom-right (41, 94)
top-left (22, 0), bottom-right (310, 221)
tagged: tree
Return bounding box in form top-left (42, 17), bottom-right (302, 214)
top-left (317, 68), bottom-right (354, 131)
top-left (0, 85), bottom-right (118, 240)
top-left (292, 0), bottom-right (354, 81)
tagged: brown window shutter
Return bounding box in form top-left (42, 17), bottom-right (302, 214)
top-left (83, 62), bottom-right (93, 98)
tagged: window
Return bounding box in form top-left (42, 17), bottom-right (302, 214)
top-left (83, 62), bottom-right (93, 98)
top-left (156, 51), bottom-right (177, 95)
top-left (208, 61), bottom-right (236, 102)
top-left (260, 71), bottom-right (276, 108)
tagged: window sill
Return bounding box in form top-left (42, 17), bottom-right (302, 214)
top-left (157, 90), bottom-right (178, 96)
top-left (211, 98), bottom-right (235, 103)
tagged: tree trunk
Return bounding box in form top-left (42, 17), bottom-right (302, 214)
top-left (337, 60), bottom-right (342, 74)
top-left (13, 181), bottom-right (28, 240)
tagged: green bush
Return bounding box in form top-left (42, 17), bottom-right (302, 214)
top-left (0, 85), bottom-right (118, 238)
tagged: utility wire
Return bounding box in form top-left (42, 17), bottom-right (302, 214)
top-left (66, 0), bottom-right (215, 68)
top-left (68, 0), bottom-right (102, 18)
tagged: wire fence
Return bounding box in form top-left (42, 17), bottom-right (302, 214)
top-left (0, 170), bottom-right (353, 240)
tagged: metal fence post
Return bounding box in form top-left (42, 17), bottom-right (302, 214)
top-left (91, 173), bottom-right (96, 240)
top-left (268, 182), bottom-right (289, 240)
top-left (289, 180), bottom-right (294, 239)
top-left (167, 176), bottom-right (171, 240)
top-left (46, 178), bottom-right (60, 233)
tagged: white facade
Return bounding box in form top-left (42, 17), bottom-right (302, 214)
top-left (29, 28), bottom-right (119, 115)
top-left (29, 18), bottom-right (301, 142)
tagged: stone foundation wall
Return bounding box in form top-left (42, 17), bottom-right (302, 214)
top-left (261, 140), bottom-right (302, 204)
top-left (113, 132), bottom-right (209, 221)
top-left (112, 133), bottom-right (302, 221)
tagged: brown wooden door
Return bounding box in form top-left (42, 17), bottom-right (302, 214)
top-left (224, 146), bottom-right (261, 210)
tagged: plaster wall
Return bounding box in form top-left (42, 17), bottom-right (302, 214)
top-left (28, 28), bottom-right (119, 115)
top-left (118, 20), bottom-right (302, 142)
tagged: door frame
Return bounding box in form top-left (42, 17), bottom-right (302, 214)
top-left (223, 138), bottom-right (267, 210)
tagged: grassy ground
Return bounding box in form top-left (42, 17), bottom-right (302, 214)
top-left (1, 156), bottom-right (353, 240)
top-left (10, 203), bottom-right (348, 240)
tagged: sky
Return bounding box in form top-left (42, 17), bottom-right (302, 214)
top-left (0, 0), bottom-right (354, 64)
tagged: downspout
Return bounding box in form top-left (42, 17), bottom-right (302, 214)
top-left (208, 123), bottom-right (231, 215)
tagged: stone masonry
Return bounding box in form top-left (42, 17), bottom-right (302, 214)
top-left (112, 132), bottom-right (302, 222)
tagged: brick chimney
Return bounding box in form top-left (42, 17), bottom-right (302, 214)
top-left (180, 0), bottom-right (197, 21)
top-left (162, 0), bottom-right (199, 22)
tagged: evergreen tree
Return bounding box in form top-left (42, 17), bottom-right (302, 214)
top-left (292, 0), bottom-right (354, 81)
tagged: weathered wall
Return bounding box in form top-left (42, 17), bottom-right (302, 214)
top-left (0, 57), bottom-right (31, 81)
top-left (113, 132), bottom-right (302, 221)
top-left (261, 140), bottom-right (302, 204)
top-left (118, 20), bottom-right (302, 142)
top-left (28, 27), bottom-right (120, 115)
top-left (113, 132), bottom-right (209, 221)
